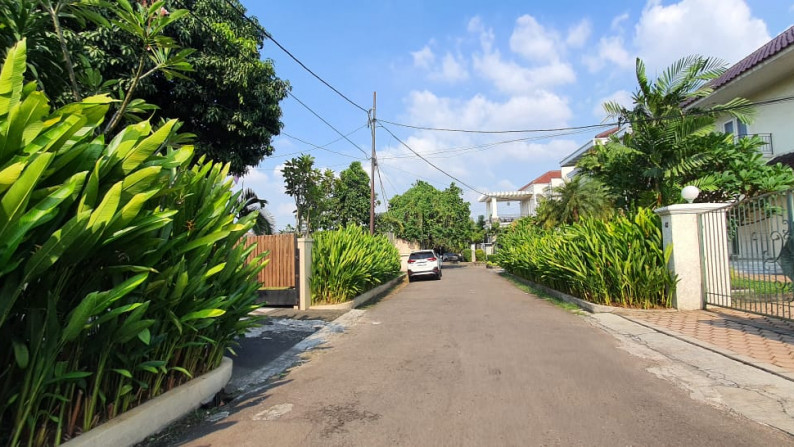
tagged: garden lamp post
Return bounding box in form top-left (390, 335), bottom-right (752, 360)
top-left (681, 185), bottom-right (700, 203)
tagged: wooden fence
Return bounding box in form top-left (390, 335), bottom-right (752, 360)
top-left (245, 234), bottom-right (298, 288)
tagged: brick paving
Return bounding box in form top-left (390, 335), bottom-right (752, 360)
top-left (625, 308), bottom-right (794, 374)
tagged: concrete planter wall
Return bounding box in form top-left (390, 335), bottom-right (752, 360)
top-left (62, 357), bottom-right (233, 447)
top-left (311, 274), bottom-right (405, 310)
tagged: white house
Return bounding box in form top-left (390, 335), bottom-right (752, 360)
top-left (559, 126), bottom-right (624, 177)
top-left (686, 26), bottom-right (794, 160)
top-left (478, 170), bottom-right (563, 224)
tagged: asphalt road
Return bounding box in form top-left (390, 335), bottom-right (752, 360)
top-left (176, 265), bottom-right (793, 446)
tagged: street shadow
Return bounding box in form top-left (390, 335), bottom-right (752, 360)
top-left (141, 378), bottom-right (294, 447)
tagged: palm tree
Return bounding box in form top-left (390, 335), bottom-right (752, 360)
top-left (238, 188), bottom-right (275, 235)
top-left (534, 176), bottom-right (614, 228)
top-left (597, 56), bottom-right (753, 207)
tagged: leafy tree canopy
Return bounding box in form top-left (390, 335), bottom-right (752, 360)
top-left (579, 55), bottom-right (762, 209)
top-left (334, 161), bottom-right (371, 228)
top-left (0, 0), bottom-right (288, 175)
top-left (383, 181), bottom-right (471, 251)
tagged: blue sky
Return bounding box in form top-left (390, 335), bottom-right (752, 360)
top-left (237, 0), bottom-right (794, 230)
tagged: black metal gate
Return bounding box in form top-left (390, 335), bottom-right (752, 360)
top-left (701, 191), bottom-right (794, 319)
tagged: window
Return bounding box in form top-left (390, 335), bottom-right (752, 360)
top-left (723, 119), bottom-right (748, 136)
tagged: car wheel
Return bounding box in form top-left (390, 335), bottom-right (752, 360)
top-left (436, 273), bottom-right (442, 280)
top-left (408, 276), bottom-right (413, 283)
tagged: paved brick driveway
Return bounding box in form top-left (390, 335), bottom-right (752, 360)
top-left (626, 308), bottom-right (794, 374)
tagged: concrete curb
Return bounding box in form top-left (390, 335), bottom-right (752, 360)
top-left (62, 357), bottom-right (233, 447)
top-left (501, 272), bottom-right (620, 313)
top-left (619, 313), bottom-right (794, 383)
top-left (311, 274), bottom-right (406, 310)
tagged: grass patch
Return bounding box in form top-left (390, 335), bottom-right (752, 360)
top-left (500, 272), bottom-right (583, 313)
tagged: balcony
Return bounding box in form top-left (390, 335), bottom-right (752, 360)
top-left (489, 214), bottom-right (523, 224)
top-left (735, 133), bottom-right (773, 156)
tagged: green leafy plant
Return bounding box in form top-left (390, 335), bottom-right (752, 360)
top-left (495, 208), bottom-right (676, 309)
top-left (311, 225), bottom-right (401, 304)
top-left (0, 41), bottom-right (266, 446)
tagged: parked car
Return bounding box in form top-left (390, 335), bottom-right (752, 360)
top-left (407, 250), bottom-right (442, 282)
top-left (442, 252), bottom-right (460, 262)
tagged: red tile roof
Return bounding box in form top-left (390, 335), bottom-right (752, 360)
top-left (594, 126), bottom-right (620, 139)
top-left (519, 170), bottom-right (561, 190)
top-left (710, 26), bottom-right (794, 91)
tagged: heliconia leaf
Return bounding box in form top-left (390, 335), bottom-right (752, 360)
top-left (181, 309), bottom-right (225, 322)
top-left (87, 181), bottom-right (122, 231)
top-left (0, 151), bottom-right (54, 240)
top-left (120, 120), bottom-right (176, 173)
top-left (61, 292), bottom-right (98, 342)
top-left (111, 369), bottom-right (133, 379)
top-left (0, 40), bottom-right (27, 122)
top-left (137, 328), bottom-right (151, 345)
top-left (12, 340), bottom-right (28, 369)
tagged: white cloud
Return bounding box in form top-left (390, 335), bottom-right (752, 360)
top-left (427, 52), bottom-right (469, 83)
top-left (404, 90), bottom-right (571, 132)
top-left (634, 0), bottom-right (770, 72)
top-left (611, 13), bottom-right (630, 31)
top-left (472, 50), bottom-right (576, 94)
top-left (566, 19), bottom-right (591, 48)
top-left (411, 45), bottom-right (435, 69)
top-left (592, 89), bottom-right (634, 120)
top-left (509, 14), bottom-right (561, 62)
top-left (583, 35), bottom-right (634, 72)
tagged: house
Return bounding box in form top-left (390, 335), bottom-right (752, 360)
top-left (559, 126), bottom-right (624, 177)
top-left (685, 25), bottom-right (794, 159)
top-left (477, 170), bottom-right (563, 224)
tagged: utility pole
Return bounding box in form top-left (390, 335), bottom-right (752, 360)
top-left (370, 91), bottom-right (376, 235)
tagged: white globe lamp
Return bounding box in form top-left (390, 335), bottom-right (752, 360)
top-left (681, 185), bottom-right (700, 204)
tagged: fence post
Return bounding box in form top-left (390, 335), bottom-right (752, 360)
top-left (654, 203), bottom-right (730, 310)
top-left (297, 237), bottom-right (313, 310)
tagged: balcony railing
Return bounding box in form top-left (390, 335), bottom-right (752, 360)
top-left (735, 133), bottom-right (773, 156)
top-left (489, 214), bottom-right (523, 224)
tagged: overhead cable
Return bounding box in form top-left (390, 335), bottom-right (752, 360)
top-left (379, 123), bottom-right (486, 196)
top-left (219, 0), bottom-right (369, 113)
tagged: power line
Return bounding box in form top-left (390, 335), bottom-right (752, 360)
top-left (378, 119), bottom-right (613, 135)
top-left (218, 0), bottom-right (369, 114)
top-left (375, 164), bottom-right (389, 205)
top-left (281, 124), bottom-right (369, 159)
top-left (379, 123), bottom-right (486, 196)
top-left (287, 91), bottom-right (370, 157)
top-left (378, 127), bottom-right (597, 161)
top-left (378, 95), bottom-right (794, 135)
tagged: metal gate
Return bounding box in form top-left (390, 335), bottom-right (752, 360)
top-left (245, 234), bottom-right (300, 306)
top-left (701, 190), bottom-right (794, 319)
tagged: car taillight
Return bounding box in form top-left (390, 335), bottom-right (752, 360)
top-left (428, 257), bottom-right (436, 262)
top-left (407, 259), bottom-right (415, 264)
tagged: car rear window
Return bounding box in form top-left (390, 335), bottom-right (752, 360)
top-left (409, 252), bottom-right (435, 260)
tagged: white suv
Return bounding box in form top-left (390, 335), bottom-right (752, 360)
top-left (407, 250), bottom-right (442, 282)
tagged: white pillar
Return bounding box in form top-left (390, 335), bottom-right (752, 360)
top-left (471, 243), bottom-right (476, 262)
top-left (655, 203), bottom-right (730, 310)
top-left (297, 237), bottom-right (313, 310)
top-left (491, 197), bottom-right (498, 219)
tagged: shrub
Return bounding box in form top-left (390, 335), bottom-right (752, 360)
top-left (0, 41), bottom-right (266, 446)
top-left (311, 225), bottom-right (401, 304)
top-left (495, 208), bottom-right (676, 308)
top-left (475, 249), bottom-right (486, 262)
top-left (462, 249), bottom-right (472, 262)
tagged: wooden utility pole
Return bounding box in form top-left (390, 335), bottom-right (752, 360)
top-left (370, 91), bottom-right (376, 235)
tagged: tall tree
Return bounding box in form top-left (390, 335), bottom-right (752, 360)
top-left (533, 176), bottom-right (614, 228)
top-left (237, 188), bottom-right (275, 235)
top-left (383, 181), bottom-right (471, 250)
top-left (282, 154), bottom-right (322, 235)
top-left (0, 0), bottom-right (288, 175)
top-left (579, 56), bottom-right (752, 208)
top-left (334, 161), bottom-right (371, 228)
